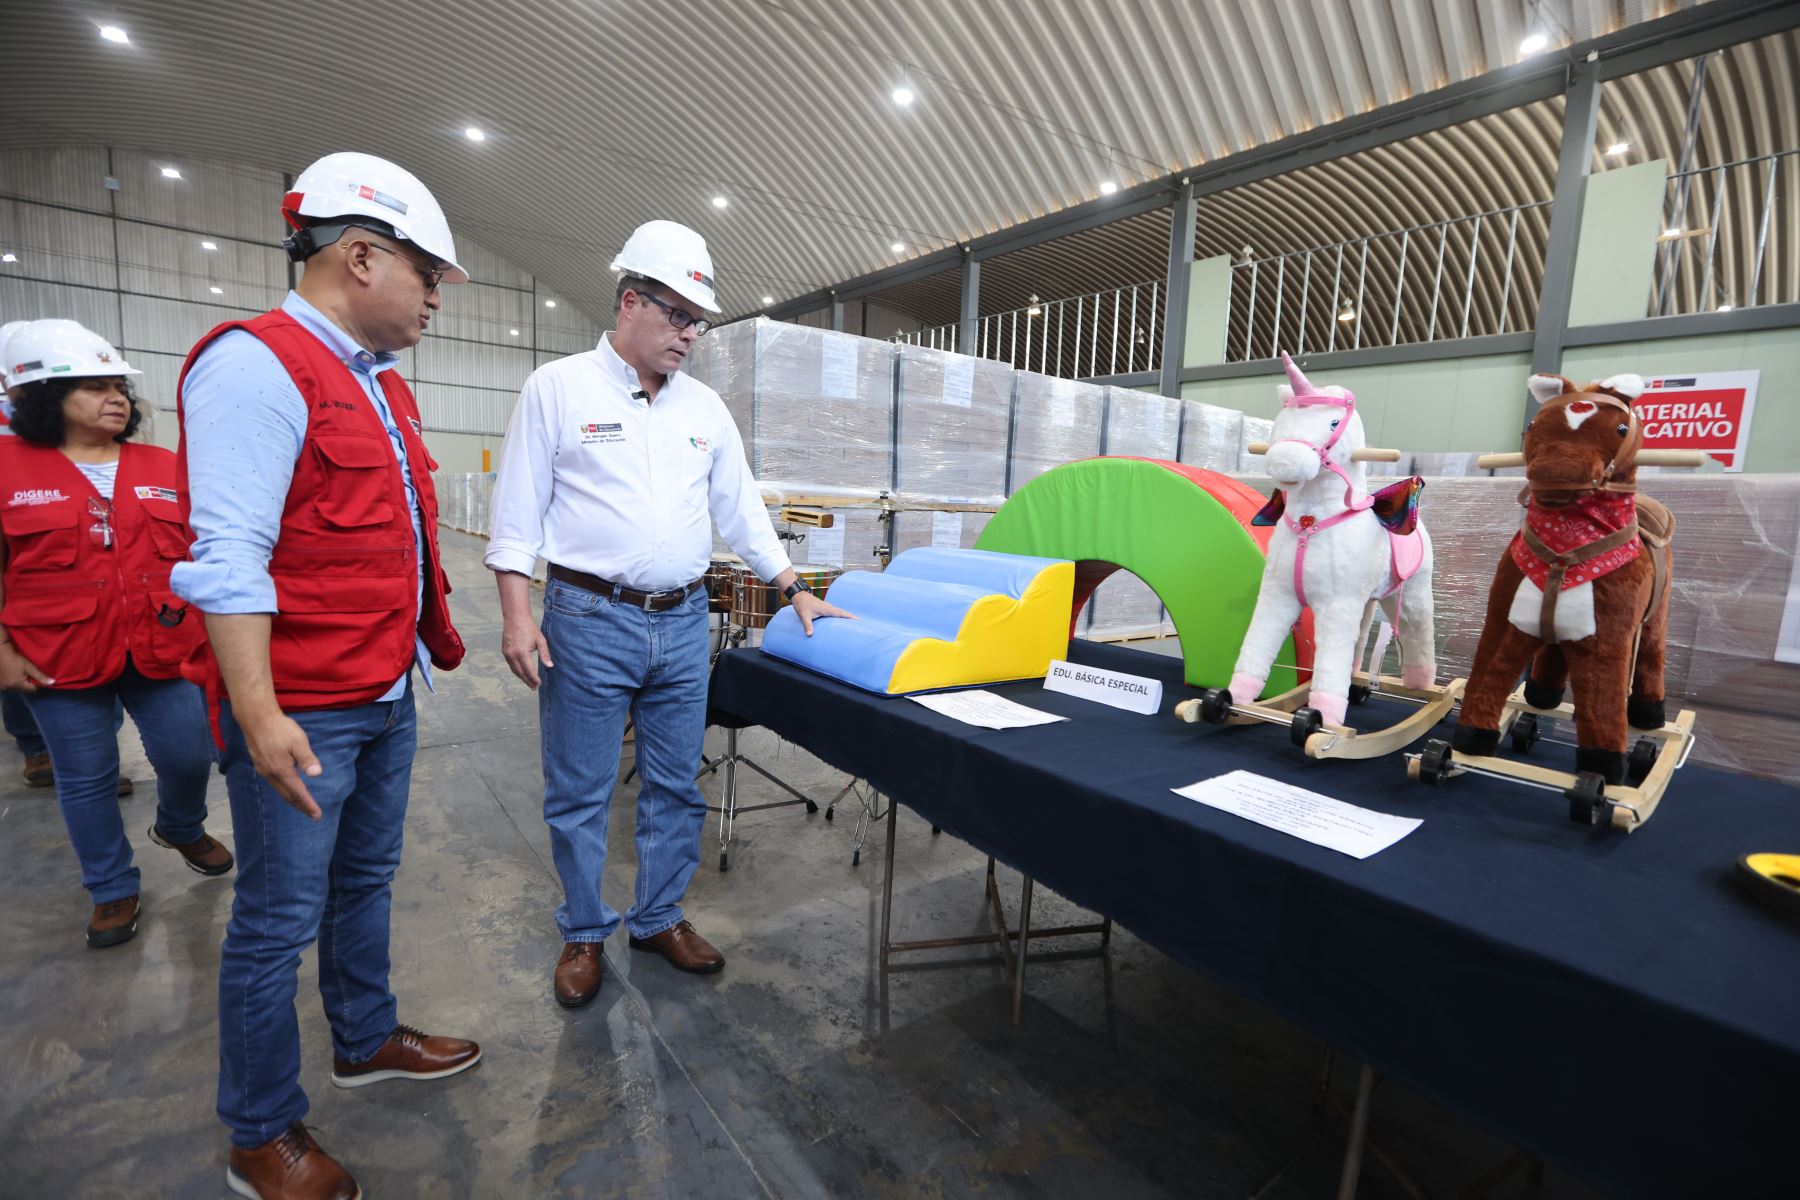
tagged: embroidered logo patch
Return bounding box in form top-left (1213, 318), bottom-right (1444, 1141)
top-left (408, 416), bottom-right (423, 436)
top-left (134, 486), bottom-right (179, 503)
top-left (689, 436), bottom-right (710, 453)
top-left (8, 488), bottom-right (68, 506)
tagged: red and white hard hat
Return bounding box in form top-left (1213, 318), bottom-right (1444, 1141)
top-left (5, 319), bottom-right (141, 387)
top-left (283, 151), bottom-right (469, 284)
top-left (612, 220), bottom-right (719, 313)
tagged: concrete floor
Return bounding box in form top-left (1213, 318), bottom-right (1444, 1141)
top-left (0, 531), bottom-right (1605, 1200)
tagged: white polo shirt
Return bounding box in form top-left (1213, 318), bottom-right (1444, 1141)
top-left (484, 333), bottom-right (790, 592)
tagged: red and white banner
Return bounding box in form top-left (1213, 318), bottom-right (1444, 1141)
top-left (1635, 370), bottom-right (1759, 472)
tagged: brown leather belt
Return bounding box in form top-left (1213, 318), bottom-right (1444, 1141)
top-left (548, 564), bottom-right (703, 612)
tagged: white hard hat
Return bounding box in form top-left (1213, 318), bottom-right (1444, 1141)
top-left (612, 220), bottom-right (719, 313)
top-left (283, 151), bottom-right (469, 284)
top-left (5, 319), bottom-right (141, 387)
top-left (0, 320), bottom-right (27, 386)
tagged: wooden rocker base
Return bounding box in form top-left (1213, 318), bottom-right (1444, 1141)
top-left (1175, 672), bottom-right (1467, 762)
top-left (1406, 684), bottom-right (1696, 832)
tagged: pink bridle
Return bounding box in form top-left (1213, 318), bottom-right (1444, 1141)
top-left (1273, 352), bottom-right (1372, 607)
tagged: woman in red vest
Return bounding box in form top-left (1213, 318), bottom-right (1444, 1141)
top-left (0, 319), bottom-right (231, 948)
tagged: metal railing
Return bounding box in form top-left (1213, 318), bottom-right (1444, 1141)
top-left (899, 279), bottom-right (1167, 379)
top-left (898, 198), bottom-right (1552, 379)
top-left (1651, 149), bottom-right (1797, 316)
top-left (1225, 199), bottom-right (1551, 361)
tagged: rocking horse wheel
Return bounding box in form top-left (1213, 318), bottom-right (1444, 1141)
top-left (1290, 707), bottom-right (1324, 748)
top-left (1348, 683), bottom-right (1372, 705)
top-left (1627, 738), bottom-right (1657, 785)
top-left (1198, 688), bottom-right (1233, 725)
top-left (1510, 712), bottom-right (1541, 755)
top-left (1565, 773), bottom-right (1614, 828)
top-left (1416, 739), bottom-right (1453, 786)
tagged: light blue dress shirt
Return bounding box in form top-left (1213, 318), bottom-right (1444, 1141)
top-left (171, 291), bottom-right (431, 701)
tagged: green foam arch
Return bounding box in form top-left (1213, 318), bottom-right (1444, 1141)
top-left (974, 456), bottom-right (1304, 693)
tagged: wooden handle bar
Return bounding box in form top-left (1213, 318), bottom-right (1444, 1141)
top-left (1474, 449), bottom-right (1710, 470)
top-left (1245, 443), bottom-right (1402, 462)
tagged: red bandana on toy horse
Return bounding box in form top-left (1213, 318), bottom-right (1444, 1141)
top-left (1509, 491), bottom-right (1640, 591)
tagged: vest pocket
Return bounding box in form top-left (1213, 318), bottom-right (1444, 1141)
top-left (270, 571), bottom-right (415, 693)
top-left (310, 435), bottom-right (397, 529)
top-left (143, 590), bottom-right (201, 671)
top-left (142, 504), bottom-right (193, 559)
top-left (1, 505), bottom-right (81, 571)
top-left (2, 584), bottom-right (102, 681)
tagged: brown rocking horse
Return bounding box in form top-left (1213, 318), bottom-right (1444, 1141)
top-left (1410, 373), bottom-right (1702, 830)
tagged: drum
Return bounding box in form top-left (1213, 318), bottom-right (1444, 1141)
top-left (704, 557), bottom-right (740, 613)
top-left (727, 566), bottom-right (842, 629)
top-left (794, 566), bottom-right (840, 600)
top-left (729, 567), bottom-right (779, 629)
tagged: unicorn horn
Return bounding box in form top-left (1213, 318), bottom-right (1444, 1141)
top-left (1280, 351), bottom-right (1313, 396)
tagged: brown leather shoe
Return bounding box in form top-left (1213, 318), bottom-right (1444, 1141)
top-left (86, 895), bottom-right (140, 948)
top-left (22, 752), bottom-right (52, 787)
top-left (329, 1023), bottom-right (481, 1089)
top-left (628, 919), bottom-right (725, 974)
top-left (554, 941), bottom-right (603, 1007)
top-left (148, 824), bottom-right (234, 876)
top-left (226, 1122), bottom-right (360, 1200)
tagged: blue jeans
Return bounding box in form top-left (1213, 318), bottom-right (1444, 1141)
top-left (23, 663), bottom-right (214, 904)
top-left (540, 578), bottom-right (711, 944)
top-left (215, 684), bottom-right (415, 1149)
top-left (4, 688), bottom-right (45, 757)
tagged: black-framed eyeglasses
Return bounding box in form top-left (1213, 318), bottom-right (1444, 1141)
top-left (633, 289), bottom-right (712, 336)
top-left (365, 242), bottom-right (448, 292)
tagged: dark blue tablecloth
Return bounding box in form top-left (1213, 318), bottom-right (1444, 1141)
top-left (709, 639), bottom-right (1798, 1196)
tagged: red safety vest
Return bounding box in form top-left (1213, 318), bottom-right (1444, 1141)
top-left (176, 309), bottom-right (464, 713)
top-left (0, 440), bottom-right (204, 687)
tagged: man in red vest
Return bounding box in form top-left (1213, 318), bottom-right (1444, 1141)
top-left (174, 153), bottom-right (479, 1200)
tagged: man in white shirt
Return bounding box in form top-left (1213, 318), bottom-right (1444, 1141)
top-left (486, 220), bottom-right (849, 1008)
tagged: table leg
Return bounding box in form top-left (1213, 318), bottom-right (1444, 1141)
top-left (719, 727), bottom-right (739, 870)
top-left (1011, 875), bottom-right (1035, 1025)
top-left (1336, 1062), bottom-right (1376, 1200)
top-left (878, 797), bottom-right (899, 970)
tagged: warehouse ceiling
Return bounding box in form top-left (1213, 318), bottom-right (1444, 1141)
top-left (0, 0), bottom-right (1779, 330)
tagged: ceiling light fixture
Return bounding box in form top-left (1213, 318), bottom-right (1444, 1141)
top-left (99, 25), bottom-right (130, 44)
top-left (1519, 33), bottom-right (1549, 55)
top-left (464, 127), bottom-right (486, 142)
top-left (1099, 180), bottom-right (1117, 195)
top-left (890, 241), bottom-right (905, 254)
top-left (209, 286), bottom-right (223, 294)
top-left (1338, 308), bottom-right (1356, 322)
top-left (1605, 141), bottom-right (1630, 156)
top-left (712, 195), bottom-right (728, 209)
top-left (1717, 304), bottom-right (1733, 312)
top-left (762, 295), bottom-right (774, 305)
top-left (1, 253), bottom-right (16, 264)
top-left (200, 240), bottom-right (217, 250)
top-left (509, 328), bottom-right (520, 336)
top-left (545, 299), bottom-right (557, 308)
top-left (161, 166), bottom-right (182, 179)
top-left (892, 84), bottom-right (915, 107)
top-left (1663, 227), bottom-right (1683, 238)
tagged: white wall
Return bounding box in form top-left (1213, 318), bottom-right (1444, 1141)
top-left (0, 145), bottom-right (603, 461)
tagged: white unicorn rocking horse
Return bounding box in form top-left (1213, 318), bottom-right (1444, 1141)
top-left (1177, 353), bottom-right (1464, 758)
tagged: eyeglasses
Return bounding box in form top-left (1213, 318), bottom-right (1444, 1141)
top-left (633, 289), bottom-right (711, 336)
top-left (87, 497), bottom-right (113, 549)
top-left (365, 242), bottom-right (448, 292)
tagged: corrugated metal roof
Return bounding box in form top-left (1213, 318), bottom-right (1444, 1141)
top-left (0, 0), bottom-right (1753, 329)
